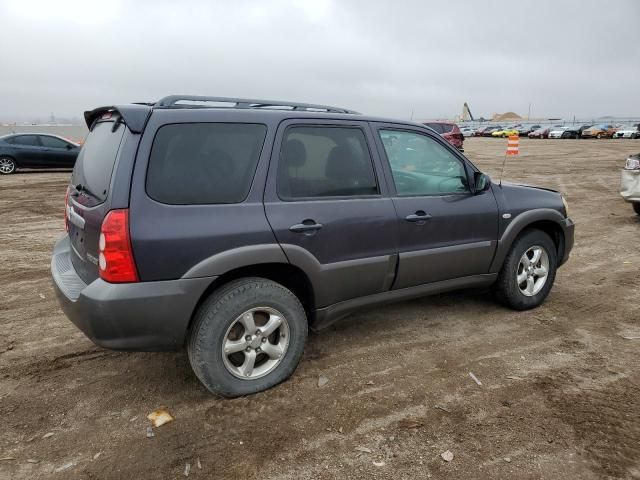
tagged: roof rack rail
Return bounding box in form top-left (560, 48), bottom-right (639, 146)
top-left (155, 95), bottom-right (360, 114)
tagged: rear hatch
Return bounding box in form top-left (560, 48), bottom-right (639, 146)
top-left (67, 115), bottom-right (126, 283)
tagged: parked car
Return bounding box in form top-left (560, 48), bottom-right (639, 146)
top-left (614, 125), bottom-right (640, 139)
top-left (491, 127), bottom-right (519, 138)
top-left (548, 126), bottom-right (580, 139)
top-left (422, 122), bottom-right (464, 150)
top-left (581, 124), bottom-right (617, 139)
top-left (517, 125), bottom-right (541, 136)
top-left (482, 126), bottom-right (504, 137)
top-left (0, 133), bottom-right (80, 174)
top-left (528, 126), bottom-right (552, 139)
top-left (474, 125), bottom-right (493, 136)
top-left (621, 153), bottom-right (640, 215)
top-left (51, 95), bottom-right (574, 397)
top-left (460, 126), bottom-right (475, 137)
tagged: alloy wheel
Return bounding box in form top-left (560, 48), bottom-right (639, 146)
top-left (0, 158), bottom-right (15, 174)
top-left (517, 246), bottom-right (549, 297)
top-left (221, 307), bottom-right (290, 380)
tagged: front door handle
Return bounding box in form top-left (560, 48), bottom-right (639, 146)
top-left (289, 221), bottom-right (323, 233)
top-left (405, 211), bottom-right (432, 223)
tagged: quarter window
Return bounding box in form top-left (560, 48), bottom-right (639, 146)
top-left (379, 130), bottom-right (469, 196)
top-left (146, 123), bottom-right (267, 205)
top-left (40, 136), bottom-right (69, 148)
top-left (277, 126), bottom-right (378, 199)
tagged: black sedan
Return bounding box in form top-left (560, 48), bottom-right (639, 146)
top-left (0, 133), bottom-right (80, 174)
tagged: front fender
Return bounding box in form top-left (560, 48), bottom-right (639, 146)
top-left (489, 208), bottom-right (572, 272)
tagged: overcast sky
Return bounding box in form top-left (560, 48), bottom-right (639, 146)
top-left (1, 0), bottom-right (638, 122)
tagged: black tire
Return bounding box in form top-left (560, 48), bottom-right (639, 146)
top-left (633, 203), bottom-right (640, 216)
top-left (188, 277), bottom-right (307, 397)
top-left (494, 229), bottom-right (557, 310)
top-left (0, 157), bottom-right (16, 175)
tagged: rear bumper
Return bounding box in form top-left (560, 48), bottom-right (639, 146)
top-left (621, 169), bottom-right (640, 203)
top-left (51, 236), bottom-right (213, 351)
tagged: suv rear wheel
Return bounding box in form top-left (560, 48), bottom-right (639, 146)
top-left (494, 229), bottom-right (557, 310)
top-left (633, 203), bottom-right (640, 215)
top-left (188, 277), bottom-right (307, 397)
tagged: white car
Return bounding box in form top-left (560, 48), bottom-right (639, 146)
top-left (621, 154), bottom-right (640, 215)
top-left (548, 127), bottom-right (569, 139)
top-left (460, 126), bottom-right (475, 137)
top-left (614, 125), bottom-right (639, 139)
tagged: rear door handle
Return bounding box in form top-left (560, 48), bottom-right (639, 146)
top-left (289, 221), bottom-right (323, 233)
top-left (405, 211), bottom-right (432, 223)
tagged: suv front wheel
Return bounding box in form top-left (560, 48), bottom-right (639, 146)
top-left (188, 277), bottom-right (307, 397)
top-left (494, 229), bottom-right (558, 310)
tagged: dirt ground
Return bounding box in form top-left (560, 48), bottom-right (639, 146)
top-left (1, 138), bottom-right (639, 480)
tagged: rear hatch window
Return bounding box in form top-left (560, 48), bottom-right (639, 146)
top-left (71, 120), bottom-right (126, 206)
top-left (68, 118), bottom-right (126, 283)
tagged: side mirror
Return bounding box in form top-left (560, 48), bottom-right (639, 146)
top-left (474, 172), bottom-right (491, 193)
top-left (66, 144), bottom-right (74, 150)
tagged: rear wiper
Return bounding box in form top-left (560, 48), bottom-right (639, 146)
top-left (71, 183), bottom-right (99, 199)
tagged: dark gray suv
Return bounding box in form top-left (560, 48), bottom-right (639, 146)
top-left (51, 95), bottom-right (574, 397)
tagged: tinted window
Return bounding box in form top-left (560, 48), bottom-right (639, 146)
top-left (277, 126), bottom-right (378, 199)
top-left (146, 123), bottom-right (267, 205)
top-left (379, 129), bottom-right (469, 196)
top-left (40, 136), bottom-right (69, 148)
top-left (72, 121), bottom-right (125, 204)
top-left (424, 123), bottom-right (444, 134)
top-left (13, 135), bottom-right (41, 146)
top-left (2, 136), bottom-right (16, 144)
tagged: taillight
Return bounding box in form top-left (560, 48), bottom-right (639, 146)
top-left (99, 209), bottom-right (139, 283)
top-left (64, 186), bottom-right (70, 232)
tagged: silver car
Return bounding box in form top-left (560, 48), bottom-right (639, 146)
top-left (621, 154), bottom-right (640, 215)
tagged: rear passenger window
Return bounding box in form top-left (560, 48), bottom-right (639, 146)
top-left (277, 126), bottom-right (378, 199)
top-left (146, 123), bottom-right (267, 205)
top-left (13, 135), bottom-right (41, 146)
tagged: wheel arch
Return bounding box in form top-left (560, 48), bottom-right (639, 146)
top-left (490, 210), bottom-right (567, 272)
top-left (185, 262), bottom-right (316, 345)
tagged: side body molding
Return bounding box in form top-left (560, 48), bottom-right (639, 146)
top-left (182, 244), bottom-right (288, 278)
top-left (489, 208), bottom-right (567, 272)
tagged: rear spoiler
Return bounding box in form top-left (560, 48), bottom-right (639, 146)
top-left (84, 104), bottom-right (153, 134)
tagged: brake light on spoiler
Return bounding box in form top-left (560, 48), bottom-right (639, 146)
top-left (99, 209), bottom-right (139, 283)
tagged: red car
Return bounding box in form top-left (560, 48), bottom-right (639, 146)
top-left (528, 126), bottom-right (551, 139)
top-left (423, 122), bottom-right (464, 150)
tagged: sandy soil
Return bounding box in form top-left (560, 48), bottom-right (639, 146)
top-left (1, 138), bottom-right (639, 480)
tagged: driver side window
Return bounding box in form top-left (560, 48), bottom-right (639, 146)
top-left (379, 129), bottom-right (469, 196)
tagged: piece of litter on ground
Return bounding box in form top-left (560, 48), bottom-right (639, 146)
top-left (42, 432), bottom-right (54, 439)
top-left (146, 426), bottom-right (155, 438)
top-left (318, 376), bottom-right (329, 387)
top-left (440, 450), bottom-right (454, 462)
top-left (621, 336), bottom-right (640, 340)
top-left (355, 446), bottom-right (372, 454)
top-left (504, 457), bottom-right (511, 463)
top-left (520, 355), bottom-right (525, 360)
top-left (398, 418), bottom-right (424, 429)
top-left (196, 458), bottom-right (202, 469)
top-left (38, 293), bottom-right (45, 299)
top-left (147, 408), bottom-right (174, 427)
top-left (93, 452), bottom-right (102, 460)
top-left (0, 457), bottom-right (15, 461)
top-left (506, 376), bottom-right (523, 380)
top-left (366, 380), bottom-right (374, 385)
top-left (26, 459), bottom-right (39, 464)
top-left (54, 462), bottom-right (74, 473)
top-left (373, 460), bottom-right (386, 467)
top-left (435, 405), bottom-right (451, 413)
top-left (338, 427), bottom-right (343, 433)
top-left (129, 416), bottom-right (138, 422)
top-left (184, 462), bottom-right (191, 477)
top-left (469, 372), bottom-right (482, 386)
